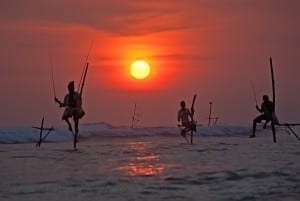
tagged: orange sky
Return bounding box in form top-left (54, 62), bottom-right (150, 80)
top-left (0, 0), bottom-right (300, 126)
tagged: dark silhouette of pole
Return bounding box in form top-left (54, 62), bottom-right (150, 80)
top-left (208, 102), bottom-right (212, 126)
top-left (48, 50), bottom-right (57, 102)
top-left (270, 58), bottom-right (276, 113)
top-left (190, 94), bottom-right (197, 144)
top-left (33, 117), bottom-right (54, 147)
top-left (78, 41), bottom-right (93, 90)
top-left (269, 57), bottom-right (277, 143)
top-left (131, 103), bottom-right (137, 128)
top-left (208, 102), bottom-right (218, 126)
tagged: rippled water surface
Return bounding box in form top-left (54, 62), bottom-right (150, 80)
top-left (0, 133), bottom-right (299, 201)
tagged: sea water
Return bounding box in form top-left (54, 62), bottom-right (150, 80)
top-left (0, 123), bottom-right (299, 201)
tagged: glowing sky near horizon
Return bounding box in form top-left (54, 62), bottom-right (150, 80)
top-left (0, 0), bottom-right (299, 126)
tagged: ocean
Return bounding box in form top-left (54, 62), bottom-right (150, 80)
top-left (0, 123), bottom-right (299, 201)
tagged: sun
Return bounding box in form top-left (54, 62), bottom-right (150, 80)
top-left (130, 60), bottom-right (151, 79)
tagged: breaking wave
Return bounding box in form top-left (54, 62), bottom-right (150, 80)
top-left (0, 122), bottom-right (254, 144)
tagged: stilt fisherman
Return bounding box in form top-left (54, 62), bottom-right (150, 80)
top-left (250, 94), bottom-right (276, 142)
top-left (55, 81), bottom-right (85, 135)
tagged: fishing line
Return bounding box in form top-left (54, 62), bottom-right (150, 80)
top-left (250, 81), bottom-right (258, 106)
top-left (48, 49), bottom-right (57, 100)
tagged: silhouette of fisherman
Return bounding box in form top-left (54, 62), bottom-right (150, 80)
top-left (55, 81), bottom-right (85, 136)
top-left (250, 94), bottom-right (277, 142)
top-left (177, 100), bottom-right (196, 137)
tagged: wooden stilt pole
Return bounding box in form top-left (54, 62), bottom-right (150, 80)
top-left (38, 118), bottom-right (44, 147)
top-left (208, 102), bottom-right (212, 127)
top-left (269, 57), bottom-right (277, 143)
top-left (208, 102), bottom-right (218, 127)
top-left (278, 123), bottom-right (300, 141)
top-left (190, 94), bottom-right (197, 144)
top-left (33, 117), bottom-right (54, 147)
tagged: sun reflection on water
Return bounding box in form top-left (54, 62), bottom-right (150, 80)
top-left (117, 141), bottom-right (166, 177)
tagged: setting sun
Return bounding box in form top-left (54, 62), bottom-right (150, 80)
top-left (130, 60), bottom-right (151, 79)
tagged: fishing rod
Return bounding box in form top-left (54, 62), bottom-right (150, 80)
top-left (78, 41), bottom-right (93, 91)
top-left (70, 41), bottom-right (93, 150)
top-left (250, 81), bottom-right (258, 106)
top-left (79, 62), bottom-right (89, 96)
top-left (48, 50), bottom-right (57, 102)
top-left (71, 62), bottom-right (88, 149)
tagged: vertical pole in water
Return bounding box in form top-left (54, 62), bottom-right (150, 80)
top-left (191, 131), bottom-right (193, 144)
top-left (131, 103), bottom-right (137, 128)
top-left (38, 117), bottom-right (44, 147)
top-left (270, 58), bottom-right (276, 112)
top-left (208, 102), bottom-right (212, 126)
top-left (74, 133), bottom-right (77, 149)
top-left (269, 57), bottom-right (277, 143)
top-left (190, 94), bottom-right (197, 144)
top-left (74, 62), bottom-right (89, 150)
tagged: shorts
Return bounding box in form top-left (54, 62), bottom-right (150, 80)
top-left (182, 121), bottom-right (197, 132)
top-left (254, 114), bottom-right (273, 123)
top-left (62, 107), bottom-right (85, 120)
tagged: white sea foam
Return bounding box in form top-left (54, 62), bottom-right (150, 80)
top-left (0, 122), bottom-right (259, 144)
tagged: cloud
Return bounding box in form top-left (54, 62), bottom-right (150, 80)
top-left (0, 0), bottom-right (200, 36)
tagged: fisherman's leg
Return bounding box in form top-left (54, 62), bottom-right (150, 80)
top-left (63, 108), bottom-right (73, 132)
top-left (271, 122), bottom-right (276, 143)
top-left (74, 118), bottom-right (79, 134)
top-left (251, 116), bottom-right (262, 138)
top-left (63, 117), bottom-right (73, 132)
top-left (250, 121), bottom-right (256, 138)
top-left (71, 116), bottom-right (79, 143)
top-left (187, 122), bottom-right (195, 132)
top-left (191, 121), bottom-right (197, 132)
top-left (181, 125), bottom-right (192, 138)
top-left (180, 123), bottom-right (188, 137)
top-left (181, 127), bottom-right (188, 137)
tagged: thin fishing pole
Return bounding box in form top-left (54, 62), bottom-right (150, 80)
top-left (78, 40), bottom-right (94, 90)
top-left (250, 81), bottom-right (258, 105)
top-left (48, 50), bottom-right (56, 100)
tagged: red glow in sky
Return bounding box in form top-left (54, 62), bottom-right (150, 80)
top-left (0, 1), bottom-right (300, 126)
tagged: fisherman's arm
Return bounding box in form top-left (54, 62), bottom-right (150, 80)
top-left (256, 104), bottom-right (263, 113)
top-left (54, 97), bottom-right (63, 107)
top-left (62, 95), bottom-right (68, 107)
top-left (54, 96), bottom-right (66, 107)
